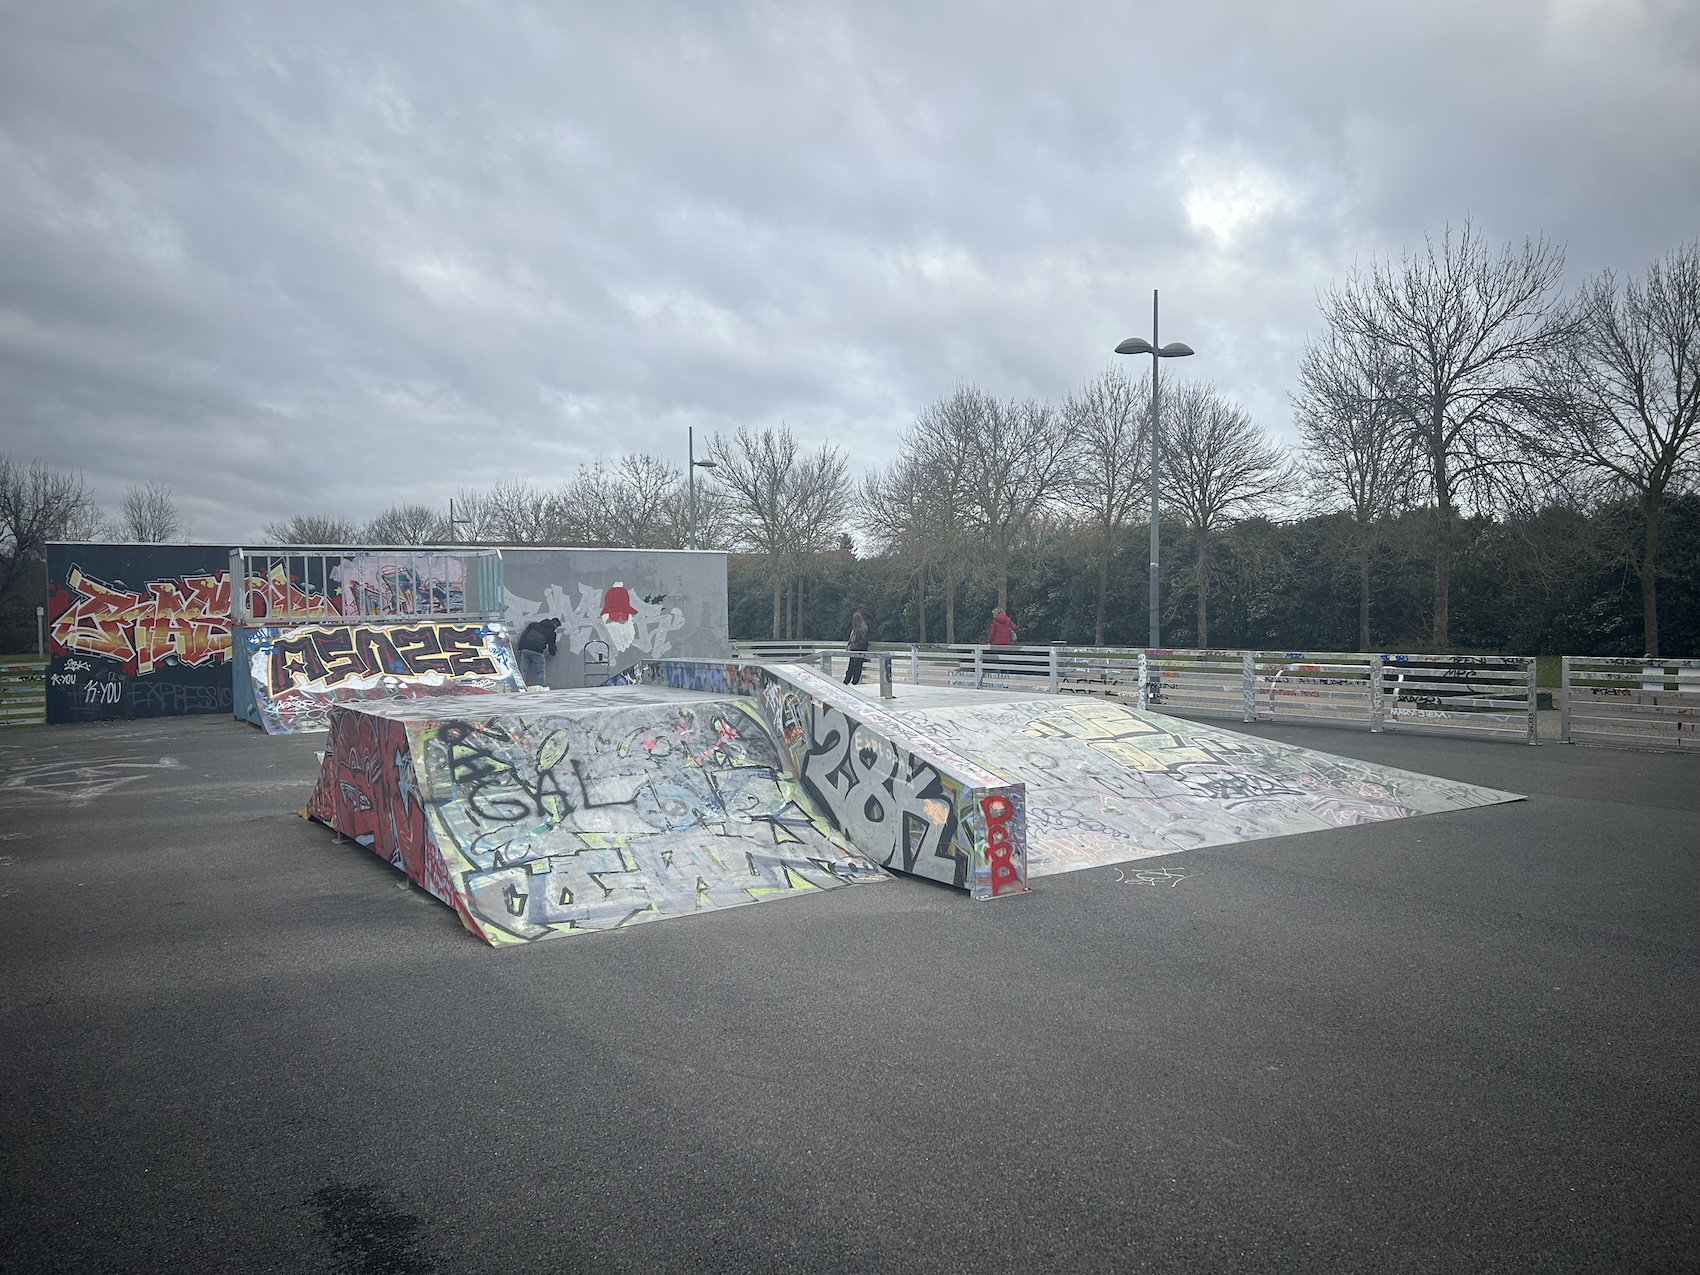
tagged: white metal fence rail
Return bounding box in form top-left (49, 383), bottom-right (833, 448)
top-left (733, 642), bottom-right (1542, 745)
top-left (0, 661), bottom-right (46, 727)
top-left (1561, 657), bottom-right (1700, 750)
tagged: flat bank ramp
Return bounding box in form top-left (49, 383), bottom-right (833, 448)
top-left (308, 686), bottom-right (885, 945)
top-left (888, 695), bottom-right (1524, 876)
top-left (633, 660), bottom-right (1028, 899)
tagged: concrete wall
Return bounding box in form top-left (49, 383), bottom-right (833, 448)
top-left (500, 549), bottom-right (730, 688)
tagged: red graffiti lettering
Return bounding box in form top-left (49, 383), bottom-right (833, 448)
top-left (52, 567), bottom-right (232, 675)
top-left (981, 792), bottom-right (1022, 896)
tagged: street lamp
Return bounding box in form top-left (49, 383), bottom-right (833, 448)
top-left (1115, 288), bottom-right (1194, 650)
top-left (688, 426), bottom-right (718, 551)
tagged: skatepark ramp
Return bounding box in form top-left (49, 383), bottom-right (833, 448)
top-left (307, 659), bottom-right (1520, 946)
top-left (307, 685), bottom-right (889, 944)
top-left (629, 659), bottom-right (1028, 900)
top-left (859, 690), bottom-right (1524, 876)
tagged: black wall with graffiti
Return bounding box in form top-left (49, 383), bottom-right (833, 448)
top-left (46, 543), bottom-right (239, 724)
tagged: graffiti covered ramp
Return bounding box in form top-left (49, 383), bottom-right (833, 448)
top-left (308, 686), bottom-right (887, 945)
top-left (876, 693), bottom-right (1524, 877)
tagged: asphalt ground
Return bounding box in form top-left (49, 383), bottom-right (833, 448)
top-left (0, 712), bottom-right (1695, 1274)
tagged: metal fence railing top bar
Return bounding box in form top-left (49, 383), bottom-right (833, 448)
top-left (733, 641), bottom-right (1549, 747)
top-left (229, 547), bottom-right (505, 625)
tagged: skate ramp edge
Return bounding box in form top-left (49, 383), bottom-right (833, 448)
top-left (629, 658), bottom-right (1028, 900)
top-left (307, 688), bottom-right (889, 946)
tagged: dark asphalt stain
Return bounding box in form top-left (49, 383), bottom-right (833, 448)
top-left (309, 1182), bottom-right (433, 1274)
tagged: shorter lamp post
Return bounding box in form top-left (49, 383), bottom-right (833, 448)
top-left (688, 427), bottom-right (718, 551)
top-left (1115, 288), bottom-right (1194, 649)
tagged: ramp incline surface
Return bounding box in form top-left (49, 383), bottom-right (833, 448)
top-left (867, 689), bottom-right (1525, 876)
top-left (307, 686), bottom-right (886, 944)
top-left (634, 659), bottom-right (1029, 899)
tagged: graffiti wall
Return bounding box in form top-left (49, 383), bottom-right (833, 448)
top-left (307, 687), bottom-right (885, 945)
top-left (240, 620), bottom-right (523, 734)
top-left (501, 549), bottom-right (731, 688)
top-left (634, 659), bottom-right (1028, 899)
top-left (46, 543), bottom-right (240, 723)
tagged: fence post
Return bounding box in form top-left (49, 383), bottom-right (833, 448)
top-left (1137, 651), bottom-right (1149, 712)
top-left (1559, 656), bottom-right (1571, 743)
top-left (1370, 656), bottom-right (1385, 733)
top-left (1526, 657), bottom-right (1539, 745)
top-left (910, 644), bottom-right (919, 684)
top-left (1242, 651), bottom-right (1256, 722)
top-left (1049, 643), bottom-right (1061, 694)
top-left (818, 650), bottom-right (831, 678)
top-left (880, 654), bottom-right (894, 699)
top-left (974, 646), bottom-right (984, 689)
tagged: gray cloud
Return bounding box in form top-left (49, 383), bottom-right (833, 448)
top-left (2, 0), bottom-right (1696, 539)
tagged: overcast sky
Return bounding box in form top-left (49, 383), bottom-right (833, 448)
top-left (2, 0), bottom-right (1697, 541)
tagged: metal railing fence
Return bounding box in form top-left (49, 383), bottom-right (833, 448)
top-left (732, 641), bottom-right (1542, 745)
top-left (0, 661), bottom-right (47, 727)
top-left (1561, 657), bottom-right (1699, 750)
top-left (229, 547), bottom-right (506, 625)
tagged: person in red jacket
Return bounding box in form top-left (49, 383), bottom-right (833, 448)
top-left (987, 607), bottom-right (1017, 647)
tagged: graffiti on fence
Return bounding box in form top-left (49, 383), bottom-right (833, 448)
top-left (246, 621), bottom-right (522, 733)
top-left (241, 554), bottom-right (469, 621)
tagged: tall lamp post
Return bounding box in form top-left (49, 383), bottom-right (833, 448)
top-left (688, 426), bottom-right (718, 551)
top-left (1115, 289), bottom-right (1194, 649)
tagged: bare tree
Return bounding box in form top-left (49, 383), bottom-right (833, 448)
top-left (859, 454), bottom-right (959, 643)
top-left (117, 481), bottom-right (183, 542)
top-left (479, 479), bottom-right (562, 544)
top-left (1527, 243), bottom-right (1700, 655)
top-left (602, 454), bottom-right (687, 548)
top-left (364, 503), bottom-right (448, 545)
top-left (911, 385), bottom-right (1076, 616)
top-left (1065, 365), bottom-right (1148, 644)
top-left (1, 454), bottom-right (102, 610)
top-left (890, 396), bottom-right (977, 642)
top-left (1162, 382), bottom-right (1295, 647)
top-left (262, 513), bottom-right (362, 544)
top-left (1321, 220), bottom-right (1572, 648)
top-left (708, 425), bottom-right (850, 638)
top-left (1293, 329), bottom-right (1419, 648)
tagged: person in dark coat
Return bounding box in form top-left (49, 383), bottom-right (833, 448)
top-left (517, 617), bottom-right (561, 688)
top-left (844, 612), bottom-right (869, 685)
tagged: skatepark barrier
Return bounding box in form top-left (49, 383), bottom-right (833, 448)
top-left (1, 661), bottom-right (46, 728)
top-left (761, 644), bottom-right (1541, 746)
top-left (1561, 656), bottom-right (1699, 751)
top-left (630, 659), bottom-right (1028, 900)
